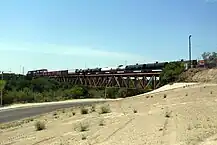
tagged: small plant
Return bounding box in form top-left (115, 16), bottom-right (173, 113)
top-left (79, 122), bottom-right (89, 132)
top-left (91, 105), bottom-right (96, 112)
top-left (81, 107), bottom-right (89, 114)
top-left (99, 119), bottom-right (105, 126)
top-left (35, 121), bottom-right (45, 131)
top-left (72, 112), bottom-right (76, 116)
top-left (163, 94), bottom-right (167, 98)
top-left (165, 111), bottom-right (172, 118)
top-left (210, 91), bottom-right (213, 94)
top-left (53, 112), bottom-right (57, 116)
top-left (185, 93), bottom-right (188, 96)
top-left (187, 124), bottom-right (192, 130)
top-left (100, 104), bottom-right (111, 114)
top-left (82, 134), bottom-right (87, 140)
top-left (62, 109), bottom-right (65, 113)
top-left (133, 109), bottom-right (137, 113)
top-left (54, 116), bottom-right (59, 119)
top-left (146, 95), bottom-right (149, 98)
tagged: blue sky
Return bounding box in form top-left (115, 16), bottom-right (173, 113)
top-left (0, 0), bottom-right (217, 74)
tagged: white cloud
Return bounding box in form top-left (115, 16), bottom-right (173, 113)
top-left (205, 0), bottom-right (217, 3)
top-left (0, 42), bottom-right (154, 67)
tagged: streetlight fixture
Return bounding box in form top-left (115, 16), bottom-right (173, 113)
top-left (0, 70), bottom-right (11, 106)
top-left (188, 35), bottom-right (192, 68)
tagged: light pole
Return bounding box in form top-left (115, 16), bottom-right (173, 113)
top-left (188, 35), bottom-right (192, 68)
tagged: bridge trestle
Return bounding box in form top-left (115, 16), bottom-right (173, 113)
top-left (50, 72), bottom-right (161, 90)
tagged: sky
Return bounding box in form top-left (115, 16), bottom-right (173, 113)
top-left (0, 0), bottom-right (217, 74)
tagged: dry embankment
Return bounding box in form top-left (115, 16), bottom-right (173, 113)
top-left (180, 68), bottom-right (217, 83)
top-left (1, 83), bottom-right (217, 145)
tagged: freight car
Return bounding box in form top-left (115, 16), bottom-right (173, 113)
top-left (26, 59), bottom-right (198, 78)
top-left (26, 69), bottom-right (48, 77)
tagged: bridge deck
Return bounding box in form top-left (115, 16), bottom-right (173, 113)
top-left (52, 72), bottom-right (161, 78)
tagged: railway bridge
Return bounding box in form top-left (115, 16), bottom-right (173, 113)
top-left (50, 72), bottom-right (161, 90)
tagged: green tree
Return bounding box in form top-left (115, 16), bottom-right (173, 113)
top-left (160, 61), bottom-right (185, 85)
top-left (0, 80), bottom-right (6, 90)
top-left (202, 52), bottom-right (217, 67)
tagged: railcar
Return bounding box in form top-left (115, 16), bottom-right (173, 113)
top-left (27, 69), bottom-right (48, 77)
top-left (116, 65), bottom-right (126, 73)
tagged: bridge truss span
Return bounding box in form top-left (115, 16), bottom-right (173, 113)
top-left (51, 72), bottom-right (161, 90)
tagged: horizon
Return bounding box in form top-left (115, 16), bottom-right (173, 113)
top-left (0, 0), bottom-right (217, 74)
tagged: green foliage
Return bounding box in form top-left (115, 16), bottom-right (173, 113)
top-left (1, 73), bottom-right (148, 106)
top-left (0, 80), bottom-right (6, 90)
top-left (202, 52), bottom-right (217, 67)
top-left (160, 61), bottom-right (185, 85)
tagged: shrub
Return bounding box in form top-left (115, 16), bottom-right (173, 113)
top-left (99, 119), bottom-right (105, 126)
top-left (91, 105), bottom-right (96, 112)
top-left (81, 107), bottom-right (89, 114)
top-left (100, 104), bottom-right (111, 114)
top-left (35, 121), bottom-right (45, 131)
top-left (79, 122), bottom-right (89, 132)
top-left (82, 134), bottom-right (87, 140)
top-left (160, 61), bottom-right (185, 85)
top-left (133, 109), bottom-right (137, 113)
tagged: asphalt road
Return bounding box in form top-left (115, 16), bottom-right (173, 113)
top-left (0, 100), bottom-right (107, 123)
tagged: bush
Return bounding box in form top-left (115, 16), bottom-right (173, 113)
top-left (35, 121), bottom-right (46, 131)
top-left (78, 122), bottom-right (89, 132)
top-left (100, 104), bottom-right (111, 114)
top-left (81, 107), bottom-right (89, 114)
top-left (160, 61), bottom-right (185, 85)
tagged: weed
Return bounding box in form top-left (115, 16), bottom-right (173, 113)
top-left (133, 109), bottom-right (137, 113)
top-left (82, 134), bottom-right (87, 140)
top-left (99, 119), bottom-right (105, 126)
top-left (79, 122), bottom-right (89, 132)
top-left (62, 109), bottom-right (65, 113)
top-left (91, 105), bottom-right (96, 112)
top-left (72, 112), bottom-right (76, 116)
top-left (165, 111), bottom-right (172, 118)
top-left (100, 104), bottom-right (111, 114)
top-left (163, 94), bottom-right (167, 98)
top-left (81, 107), bottom-right (89, 114)
top-left (35, 121), bottom-right (46, 131)
top-left (53, 112), bottom-right (57, 116)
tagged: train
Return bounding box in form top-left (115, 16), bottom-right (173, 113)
top-left (26, 59), bottom-right (198, 78)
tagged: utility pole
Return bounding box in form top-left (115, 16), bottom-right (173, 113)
top-left (189, 35), bottom-right (192, 68)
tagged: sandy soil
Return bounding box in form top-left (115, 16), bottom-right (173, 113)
top-left (1, 83), bottom-right (217, 145)
top-left (0, 98), bottom-right (121, 111)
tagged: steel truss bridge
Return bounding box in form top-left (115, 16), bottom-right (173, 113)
top-left (50, 72), bottom-right (161, 90)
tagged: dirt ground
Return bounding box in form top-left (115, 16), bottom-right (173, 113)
top-left (1, 83), bottom-right (217, 145)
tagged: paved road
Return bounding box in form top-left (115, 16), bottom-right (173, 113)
top-left (0, 100), bottom-right (107, 123)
